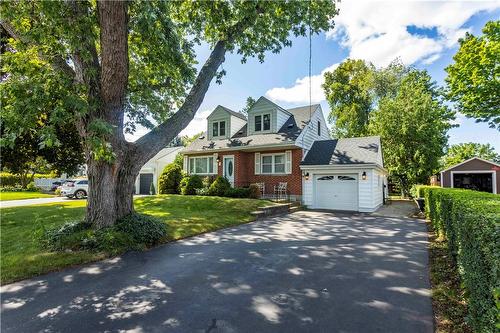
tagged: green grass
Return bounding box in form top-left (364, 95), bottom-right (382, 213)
top-left (0, 191), bottom-right (56, 201)
top-left (0, 195), bottom-right (270, 284)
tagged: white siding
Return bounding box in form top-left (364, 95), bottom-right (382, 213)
top-left (230, 115), bottom-right (247, 137)
top-left (372, 170), bottom-right (385, 208)
top-left (295, 106), bottom-right (330, 152)
top-left (135, 147), bottom-right (183, 194)
top-left (276, 109), bottom-right (290, 131)
top-left (301, 167), bottom-right (382, 212)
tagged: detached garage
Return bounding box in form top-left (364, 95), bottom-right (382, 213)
top-left (440, 157), bottom-right (499, 194)
top-left (301, 137), bottom-right (387, 212)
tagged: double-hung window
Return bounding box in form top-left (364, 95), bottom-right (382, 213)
top-left (254, 114), bottom-right (271, 132)
top-left (261, 153), bottom-right (285, 174)
top-left (189, 156), bottom-right (214, 175)
top-left (212, 121), bottom-right (226, 137)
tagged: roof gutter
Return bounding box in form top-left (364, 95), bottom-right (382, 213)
top-left (300, 163), bottom-right (387, 174)
top-left (182, 142), bottom-right (299, 154)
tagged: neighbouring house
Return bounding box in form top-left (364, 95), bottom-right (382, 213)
top-left (182, 96), bottom-right (387, 212)
top-left (440, 157), bottom-right (500, 194)
top-left (135, 146), bottom-right (183, 194)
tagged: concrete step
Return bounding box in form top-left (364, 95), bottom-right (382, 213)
top-left (288, 206), bottom-right (302, 213)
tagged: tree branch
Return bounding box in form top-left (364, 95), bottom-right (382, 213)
top-left (0, 20), bottom-right (76, 79)
top-left (134, 40), bottom-right (227, 162)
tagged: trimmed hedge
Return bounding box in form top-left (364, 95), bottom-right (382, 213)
top-left (179, 175), bottom-right (203, 195)
top-left (421, 187), bottom-right (500, 332)
top-left (208, 176), bottom-right (231, 196)
top-left (0, 172), bottom-right (55, 187)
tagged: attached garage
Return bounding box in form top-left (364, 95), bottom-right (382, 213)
top-left (314, 174), bottom-right (358, 211)
top-left (138, 173), bottom-right (154, 195)
top-left (301, 137), bottom-right (387, 212)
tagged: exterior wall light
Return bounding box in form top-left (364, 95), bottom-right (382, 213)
top-left (362, 171), bottom-right (367, 180)
top-left (216, 156), bottom-right (221, 166)
top-left (303, 172), bottom-right (310, 180)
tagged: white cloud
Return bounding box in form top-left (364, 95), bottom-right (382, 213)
top-left (266, 0), bottom-right (498, 104)
top-left (179, 108), bottom-right (211, 137)
top-left (328, 0), bottom-right (498, 67)
top-left (265, 63), bottom-right (338, 104)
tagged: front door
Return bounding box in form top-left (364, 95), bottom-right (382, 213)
top-left (223, 156), bottom-right (235, 186)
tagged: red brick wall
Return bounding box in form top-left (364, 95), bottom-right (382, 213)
top-left (185, 148), bottom-right (303, 195)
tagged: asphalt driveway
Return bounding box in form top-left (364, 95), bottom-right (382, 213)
top-left (1, 210), bottom-right (433, 333)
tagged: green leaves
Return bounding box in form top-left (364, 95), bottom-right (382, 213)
top-left (441, 143), bottom-right (499, 169)
top-left (445, 20), bottom-right (500, 130)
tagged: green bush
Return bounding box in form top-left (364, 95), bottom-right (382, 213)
top-left (208, 176), bottom-right (231, 196)
top-left (38, 213), bottom-right (168, 253)
top-left (115, 213), bottom-right (167, 246)
top-left (179, 175), bottom-right (203, 195)
top-left (202, 175), bottom-right (217, 188)
top-left (0, 172), bottom-right (55, 187)
top-left (421, 187), bottom-right (500, 332)
top-left (410, 184), bottom-right (437, 198)
top-left (158, 163), bottom-right (183, 194)
top-left (248, 184), bottom-right (261, 199)
top-left (225, 187), bottom-right (250, 198)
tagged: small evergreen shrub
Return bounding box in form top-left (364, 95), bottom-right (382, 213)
top-left (208, 176), bottom-right (231, 196)
top-left (179, 175), bottom-right (203, 195)
top-left (158, 163), bottom-right (183, 194)
top-left (196, 187), bottom-right (210, 196)
top-left (202, 175), bottom-right (216, 189)
top-left (421, 187), bottom-right (500, 332)
top-left (248, 184), bottom-right (261, 199)
top-left (115, 213), bottom-right (167, 246)
top-left (224, 187), bottom-right (250, 198)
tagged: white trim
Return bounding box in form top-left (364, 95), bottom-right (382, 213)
top-left (223, 155), bottom-right (235, 186)
top-left (188, 155), bottom-right (216, 175)
top-left (260, 152), bottom-right (287, 175)
top-left (440, 157), bottom-right (500, 173)
top-left (183, 143), bottom-right (297, 154)
top-left (285, 150), bottom-right (292, 174)
top-left (300, 163), bottom-right (387, 174)
top-left (253, 113), bottom-right (272, 133)
top-left (450, 170), bottom-right (497, 194)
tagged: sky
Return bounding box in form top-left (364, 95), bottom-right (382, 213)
top-left (126, 0), bottom-right (500, 151)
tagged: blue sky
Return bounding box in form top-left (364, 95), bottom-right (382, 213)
top-left (128, 1), bottom-right (500, 151)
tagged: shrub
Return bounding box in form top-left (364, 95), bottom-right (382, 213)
top-left (410, 184), bottom-right (436, 198)
top-left (208, 176), bottom-right (231, 196)
top-left (158, 163), bottom-right (183, 194)
top-left (225, 187), bottom-right (250, 198)
top-left (196, 187), bottom-right (210, 196)
top-left (421, 187), bottom-right (500, 332)
top-left (248, 184), bottom-right (261, 199)
top-left (115, 213), bottom-right (168, 246)
top-left (26, 182), bottom-right (38, 192)
top-left (179, 175), bottom-right (203, 195)
top-left (38, 213), bottom-right (168, 253)
top-left (0, 172), bottom-right (55, 187)
top-left (202, 175), bottom-right (216, 188)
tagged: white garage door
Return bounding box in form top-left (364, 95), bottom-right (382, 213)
top-left (314, 174), bottom-right (359, 211)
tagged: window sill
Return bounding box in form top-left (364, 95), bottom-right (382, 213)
top-left (258, 173), bottom-right (290, 176)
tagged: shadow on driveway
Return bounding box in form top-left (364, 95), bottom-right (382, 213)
top-left (1, 210), bottom-right (432, 332)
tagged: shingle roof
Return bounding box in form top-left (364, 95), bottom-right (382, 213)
top-left (183, 103), bottom-right (319, 153)
top-left (301, 136), bottom-right (383, 167)
top-left (219, 106), bottom-right (247, 121)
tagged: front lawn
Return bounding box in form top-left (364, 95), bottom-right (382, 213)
top-left (0, 191), bottom-right (56, 201)
top-left (0, 195), bottom-right (270, 284)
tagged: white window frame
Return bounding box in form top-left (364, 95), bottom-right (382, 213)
top-left (260, 153), bottom-right (286, 174)
top-left (189, 156), bottom-right (215, 175)
top-left (450, 170), bottom-right (497, 194)
top-left (254, 113), bottom-right (271, 132)
top-left (212, 120), bottom-right (226, 138)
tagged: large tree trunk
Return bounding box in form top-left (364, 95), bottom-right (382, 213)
top-left (86, 153), bottom-right (141, 229)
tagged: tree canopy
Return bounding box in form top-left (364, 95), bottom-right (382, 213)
top-left (323, 59), bottom-right (407, 138)
top-left (441, 143), bottom-right (500, 169)
top-left (369, 70), bottom-right (455, 195)
top-left (445, 20), bottom-right (500, 130)
top-left (323, 59), bottom-right (455, 195)
top-left (0, 0), bottom-right (338, 227)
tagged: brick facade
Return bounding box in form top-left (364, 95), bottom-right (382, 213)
top-left (185, 148), bottom-right (303, 196)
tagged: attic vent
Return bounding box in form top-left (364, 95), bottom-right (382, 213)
top-left (238, 131), bottom-right (243, 134)
top-left (199, 135), bottom-right (205, 140)
top-left (287, 123), bottom-right (294, 128)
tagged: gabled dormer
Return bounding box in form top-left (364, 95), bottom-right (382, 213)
top-left (206, 105), bottom-right (247, 140)
top-left (247, 96), bottom-right (291, 135)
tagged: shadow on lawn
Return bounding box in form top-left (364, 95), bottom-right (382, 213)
top-left (0, 211), bottom-right (433, 333)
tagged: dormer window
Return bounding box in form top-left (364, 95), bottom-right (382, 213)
top-left (212, 120), bottom-right (226, 137)
top-left (255, 114), bottom-right (270, 132)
